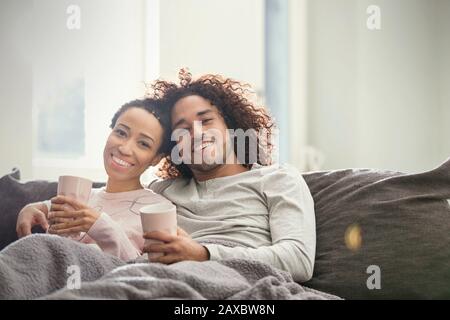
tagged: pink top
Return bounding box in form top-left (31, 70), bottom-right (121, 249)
top-left (48, 187), bottom-right (171, 261)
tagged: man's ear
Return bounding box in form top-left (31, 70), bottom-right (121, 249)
top-left (149, 153), bottom-right (165, 167)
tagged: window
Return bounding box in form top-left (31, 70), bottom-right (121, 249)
top-left (32, 0), bottom-right (157, 183)
top-left (35, 76), bottom-right (85, 159)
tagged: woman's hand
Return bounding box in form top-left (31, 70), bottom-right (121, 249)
top-left (16, 202), bottom-right (50, 238)
top-left (143, 227), bottom-right (210, 264)
top-left (47, 195), bottom-right (101, 235)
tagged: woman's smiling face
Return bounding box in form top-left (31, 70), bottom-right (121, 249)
top-left (103, 107), bottom-right (164, 185)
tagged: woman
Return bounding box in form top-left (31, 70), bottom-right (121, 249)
top-left (16, 98), bottom-right (174, 261)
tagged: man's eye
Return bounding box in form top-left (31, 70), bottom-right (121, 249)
top-left (202, 119), bottom-right (213, 124)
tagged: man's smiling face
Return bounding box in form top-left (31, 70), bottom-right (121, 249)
top-left (171, 95), bottom-right (234, 173)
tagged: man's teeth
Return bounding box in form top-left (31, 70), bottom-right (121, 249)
top-left (112, 155), bottom-right (132, 167)
top-left (202, 141), bottom-right (214, 149)
top-left (193, 141), bottom-right (214, 151)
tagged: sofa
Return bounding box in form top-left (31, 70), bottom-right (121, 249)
top-left (1, 158), bottom-right (449, 299)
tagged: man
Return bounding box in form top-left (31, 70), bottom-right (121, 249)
top-left (143, 70), bottom-right (316, 282)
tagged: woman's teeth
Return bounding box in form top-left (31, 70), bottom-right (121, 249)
top-left (112, 155), bottom-right (133, 167)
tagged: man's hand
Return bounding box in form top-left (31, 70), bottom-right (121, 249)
top-left (47, 195), bottom-right (100, 235)
top-left (143, 227), bottom-right (210, 264)
top-left (16, 202), bottom-right (50, 238)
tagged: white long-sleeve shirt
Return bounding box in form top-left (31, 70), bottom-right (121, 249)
top-left (148, 163), bottom-right (316, 282)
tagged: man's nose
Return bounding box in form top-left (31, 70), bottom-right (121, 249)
top-left (191, 121), bottom-right (206, 137)
top-left (191, 131), bottom-right (208, 146)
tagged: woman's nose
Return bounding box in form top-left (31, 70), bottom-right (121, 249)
top-left (118, 142), bottom-right (133, 155)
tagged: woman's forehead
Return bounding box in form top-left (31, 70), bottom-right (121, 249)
top-left (117, 108), bottom-right (162, 135)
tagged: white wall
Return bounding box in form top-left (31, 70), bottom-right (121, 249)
top-left (288, 0), bottom-right (309, 169)
top-left (438, 0), bottom-right (450, 161)
top-left (0, 0), bottom-right (33, 178)
top-left (306, 0), bottom-right (447, 172)
top-left (354, 0), bottom-right (441, 172)
top-left (307, 0), bottom-right (360, 169)
top-left (159, 0), bottom-right (264, 91)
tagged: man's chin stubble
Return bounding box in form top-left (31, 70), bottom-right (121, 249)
top-left (187, 163), bottom-right (222, 173)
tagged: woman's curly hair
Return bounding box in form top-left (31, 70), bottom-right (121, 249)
top-left (147, 68), bottom-right (276, 179)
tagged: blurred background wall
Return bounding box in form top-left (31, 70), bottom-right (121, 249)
top-left (0, 0), bottom-right (33, 180)
top-left (0, 0), bottom-right (448, 182)
top-left (308, 0), bottom-right (449, 172)
top-left (440, 0), bottom-right (450, 161)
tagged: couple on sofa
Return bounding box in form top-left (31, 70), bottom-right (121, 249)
top-left (12, 69), bottom-right (316, 286)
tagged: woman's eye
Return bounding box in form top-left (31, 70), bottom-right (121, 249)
top-left (202, 119), bottom-right (213, 124)
top-left (139, 141), bottom-right (151, 149)
top-left (115, 129), bottom-right (127, 137)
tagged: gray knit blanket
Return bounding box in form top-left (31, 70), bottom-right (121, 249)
top-left (0, 234), bottom-right (341, 300)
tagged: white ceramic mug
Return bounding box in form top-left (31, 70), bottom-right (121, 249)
top-left (57, 175), bottom-right (92, 204)
top-left (54, 175), bottom-right (93, 239)
top-left (140, 202), bottom-right (177, 261)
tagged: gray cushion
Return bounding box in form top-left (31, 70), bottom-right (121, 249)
top-left (303, 158), bottom-right (450, 299)
top-left (0, 169), bottom-right (58, 250)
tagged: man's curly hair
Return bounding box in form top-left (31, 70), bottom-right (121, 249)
top-left (148, 68), bottom-right (276, 179)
